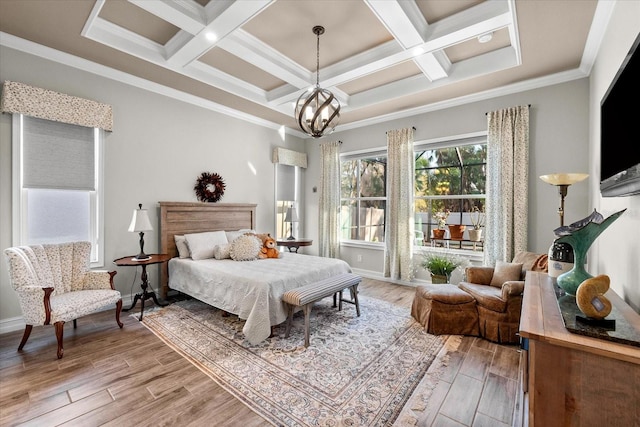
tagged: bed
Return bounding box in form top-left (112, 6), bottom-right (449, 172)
top-left (158, 202), bottom-right (352, 344)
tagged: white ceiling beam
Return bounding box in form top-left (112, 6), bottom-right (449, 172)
top-left (365, 0), bottom-right (426, 48)
top-left (347, 46), bottom-right (518, 111)
top-left (424, 1), bottom-right (512, 49)
top-left (82, 16), bottom-right (167, 64)
top-left (365, 0), bottom-right (449, 81)
top-left (128, 0), bottom-right (206, 35)
top-left (165, 0), bottom-right (273, 68)
top-left (218, 29), bottom-right (311, 89)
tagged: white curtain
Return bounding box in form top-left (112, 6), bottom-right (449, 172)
top-left (485, 105), bottom-right (529, 265)
top-left (383, 128), bottom-right (415, 281)
top-left (318, 141), bottom-right (341, 258)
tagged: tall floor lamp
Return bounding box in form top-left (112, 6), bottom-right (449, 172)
top-left (540, 173), bottom-right (588, 277)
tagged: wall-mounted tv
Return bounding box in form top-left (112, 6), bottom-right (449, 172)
top-left (600, 32), bottom-right (640, 197)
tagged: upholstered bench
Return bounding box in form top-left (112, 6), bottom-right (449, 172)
top-left (283, 273), bottom-right (362, 347)
top-left (411, 283), bottom-right (479, 336)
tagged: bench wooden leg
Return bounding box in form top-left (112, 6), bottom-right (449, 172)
top-left (352, 285), bottom-right (361, 317)
top-left (284, 304), bottom-right (294, 338)
top-left (303, 304), bottom-right (312, 348)
top-left (338, 291), bottom-right (343, 311)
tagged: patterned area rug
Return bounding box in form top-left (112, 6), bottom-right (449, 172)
top-left (140, 295), bottom-right (453, 426)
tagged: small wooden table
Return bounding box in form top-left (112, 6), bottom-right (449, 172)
top-left (276, 238), bottom-right (313, 253)
top-left (113, 254), bottom-right (172, 320)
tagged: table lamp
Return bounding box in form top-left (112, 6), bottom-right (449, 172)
top-left (128, 203), bottom-right (153, 260)
top-left (540, 173), bottom-right (588, 278)
top-left (284, 206), bottom-right (299, 240)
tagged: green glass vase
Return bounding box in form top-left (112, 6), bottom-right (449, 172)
top-left (555, 209), bottom-right (625, 295)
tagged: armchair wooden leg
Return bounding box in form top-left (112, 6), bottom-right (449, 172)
top-left (115, 299), bottom-right (123, 328)
top-left (18, 325), bottom-right (33, 351)
top-left (55, 321), bottom-right (65, 359)
top-left (73, 319), bottom-right (77, 328)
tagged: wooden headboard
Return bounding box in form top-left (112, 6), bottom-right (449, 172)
top-left (158, 201), bottom-right (257, 299)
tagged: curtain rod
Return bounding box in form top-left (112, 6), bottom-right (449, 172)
top-left (485, 104), bottom-right (531, 116)
top-left (385, 126), bottom-right (416, 134)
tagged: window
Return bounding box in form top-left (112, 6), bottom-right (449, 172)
top-left (12, 114), bottom-right (105, 266)
top-left (275, 163), bottom-right (298, 240)
top-left (340, 154), bottom-right (387, 242)
top-left (415, 136), bottom-right (486, 252)
top-left (340, 134), bottom-right (487, 253)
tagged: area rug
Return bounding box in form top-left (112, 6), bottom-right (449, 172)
top-left (140, 295), bottom-right (453, 426)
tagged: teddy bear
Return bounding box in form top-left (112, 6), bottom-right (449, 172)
top-left (258, 235), bottom-right (280, 259)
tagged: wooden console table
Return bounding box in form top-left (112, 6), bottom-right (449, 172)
top-left (519, 271), bottom-right (640, 427)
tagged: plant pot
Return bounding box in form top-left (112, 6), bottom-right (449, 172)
top-left (430, 274), bottom-right (448, 284)
top-left (433, 229), bottom-right (446, 239)
top-left (448, 225), bottom-right (466, 240)
top-left (468, 229), bottom-right (483, 241)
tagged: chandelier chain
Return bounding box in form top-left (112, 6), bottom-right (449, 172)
top-left (316, 31), bottom-right (320, 86)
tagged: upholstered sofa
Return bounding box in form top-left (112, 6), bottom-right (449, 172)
top-left (458, 251), bottom-right (548, 343)
top-left (4, 241), bottom-right (123, 358)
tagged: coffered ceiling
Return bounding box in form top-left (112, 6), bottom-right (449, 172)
top-left (0, 0), bottom-right (604, 137)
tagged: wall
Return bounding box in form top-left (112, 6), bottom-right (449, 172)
top-left (0, 46), bottom-right (305, 330)
top-left (589, 1), bottom-right (640, 312)
top-left (303, 79), bottom-right (591, 283)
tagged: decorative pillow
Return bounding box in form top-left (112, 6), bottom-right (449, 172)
top-left (229, 234), bottom-right (261, 261)
top-left (225, 229), bottom-right (256, 243)
top-left (184, 231), bottom-right (228, 261)
top-left (213, 243), bottom-right (231, 260)
top-left (174, 235), bottom-right (190, 259)
top-left (490, 261), bottom-right (524, 287)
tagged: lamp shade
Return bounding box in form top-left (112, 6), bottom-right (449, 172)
top-left (540, 173), bottom-right (588, 186)
top-left (128, 205), bottom-right (153, 232)
top-left (285, 207), bottom-right (299, 222)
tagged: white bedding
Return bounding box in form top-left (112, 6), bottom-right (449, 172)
top-left (168, 252), bottom-right (352, 344)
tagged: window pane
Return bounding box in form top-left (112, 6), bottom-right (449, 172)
top-left (359, 157), bottom-right (386, 197)
top-left (26, 189), bottom-right (90, 244)
top-left (341, 160), bottom-right (358, 198)
top-left (358, 200), bottom-right (385, 242)
top-left (340, 200), bottom-right (358, 240)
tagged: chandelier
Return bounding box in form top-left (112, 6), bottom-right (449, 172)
top-left (295, 26), bottom-right (341, 138)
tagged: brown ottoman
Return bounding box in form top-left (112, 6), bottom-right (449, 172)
top-left (411, 284), bottom-right (479, 336)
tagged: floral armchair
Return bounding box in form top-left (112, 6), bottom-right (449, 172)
top-left (4, 241), bottom-right (123, 359)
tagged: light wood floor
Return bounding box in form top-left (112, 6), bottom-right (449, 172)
top-left (0, 279), bottom-right (523, 427)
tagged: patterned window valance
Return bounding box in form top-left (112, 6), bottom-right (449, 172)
top-left (272, 147), bottom-right (307, 168)
top-left (1, 81), bottom-right (113, 131)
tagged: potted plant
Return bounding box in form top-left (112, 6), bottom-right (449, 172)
top-left (433, 210), bottom-right (450, 239)
top-left (469, 206), bottom-right (485, 241)
top-left (421, 251), bottom-right (470, 284)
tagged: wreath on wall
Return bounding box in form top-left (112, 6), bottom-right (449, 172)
top-left (194, 172), bottom-right (226, 203)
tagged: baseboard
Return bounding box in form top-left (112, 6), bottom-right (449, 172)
top-left (349, 267), bottom-right (429, 288)
top-left (0, 316), bottom-right (25, 335)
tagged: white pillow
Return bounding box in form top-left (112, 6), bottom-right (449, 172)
top-left (174, 235), bottom-right (190, 259)
top-left (225, 229), bottom-right (256, 243)
top-left (213, 243), bottom-right (231, 260)
top-left (184, 231), bottom-right (229, 260)
top-left (229, 234), bottom-right (261, 261)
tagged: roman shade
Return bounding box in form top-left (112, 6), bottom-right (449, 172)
top-left (1, 80), bottom-right (113, 131)
top-left (23, 116), bottom-right (95, 191)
